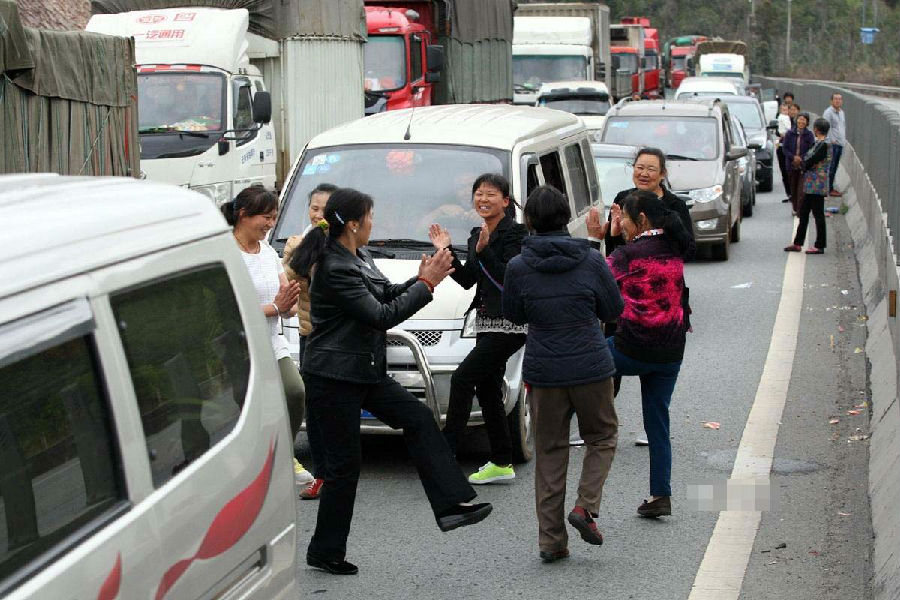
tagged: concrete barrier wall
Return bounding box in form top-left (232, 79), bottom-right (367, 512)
top-left (755, 75), bottom-right (900, 600)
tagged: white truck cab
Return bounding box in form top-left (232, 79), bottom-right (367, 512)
top-left (0, 175), bottom-right (298, 600)
top-left (535, 80), bottom-right (610, 141)
top-left (699, 53), bottom-right (749, 84)
top-left (513, 16), bottom-right (594, 105)
top-left (87, 8), bottom-right (277, 204)
top-left (271, 105), bottom-right (603, 462)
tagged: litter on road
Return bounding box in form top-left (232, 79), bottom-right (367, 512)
top-left (701, 421), bottom-right (721, 430)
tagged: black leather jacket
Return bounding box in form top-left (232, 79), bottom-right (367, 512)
top-left (603, 187), bottom-right (696, 261)
top-left (449, 216), bottom-right (528, 317)
top-left (302, 239), bottom-right (432, 383)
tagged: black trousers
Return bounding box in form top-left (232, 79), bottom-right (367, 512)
top-left (298, 336), bottom-right (324, 479)
top-left (443, 332), bottom-right (526, 466)
top-left (777, 146), bottom-right (790, 196)
top-left (794, 193), bottom-right (827, 249)
top-left (305, 372), bottom-right (475, 561)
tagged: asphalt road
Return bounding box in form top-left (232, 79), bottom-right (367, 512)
top-left (292, 187), bottom-right (873, 599)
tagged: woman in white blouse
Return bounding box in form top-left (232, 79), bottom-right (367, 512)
top-left (222, 187), bottom-right (313, 486)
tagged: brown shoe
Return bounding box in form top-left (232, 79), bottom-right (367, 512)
top-left (539, 548), bottom-right (570, 563)
top-left (567, 506), bottom-right (604, 545)
top-left (637, 496), bottom-right (671, 518)
top-left (829, 190), bottom-right (843, 197)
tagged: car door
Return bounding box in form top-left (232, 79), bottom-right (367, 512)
top-left (721, 111), bottom-right (741, 224)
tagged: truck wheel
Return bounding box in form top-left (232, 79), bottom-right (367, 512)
top-left (508, 388), bottom-right (533, 464)
top-left (760, 170), bottom-right (773, 192)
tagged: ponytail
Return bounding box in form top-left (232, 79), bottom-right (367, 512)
top-left (290, 187), bottom-right (374, 277)
top-left (622, 190), bottom-right (691, 256)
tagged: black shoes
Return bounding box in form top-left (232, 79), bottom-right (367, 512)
top-left (540, 548), bottom-right (570, 563)
top-left (307, 554), bottom-right (359, 575)
top-left (436, 502), bottom-right (493, 532)
top-left (781, 198), bottom-right (791, 203)
top-left (637, 496), bottom-right (672, 518)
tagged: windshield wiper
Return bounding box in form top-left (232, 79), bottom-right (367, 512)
top-left (368, 238), bottom-right (435, 249)
top-left (666, 154), bottom-right (701, 161)
top-left (364, 246), bottom-right (396, 259)
top-left (139, 128), bottom-right (211, 138)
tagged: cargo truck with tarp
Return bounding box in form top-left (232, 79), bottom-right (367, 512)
top-left (0, 0), bottom-right (139, 177)
top-left (692, 40), bottom-right (749, 84)
top-left (362, 0), bottom-right (514, 114)
top-left (88, 0), bottom-right (366, 196)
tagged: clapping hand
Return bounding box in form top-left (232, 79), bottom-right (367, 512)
top-left (418, 248), bottom-right (455, 287)
top-left (273, 280), bottom-right (301, 314)
top-left (428, 224), bottom-right (452, 250)
top-left (587, 206), bottom-right (608, 239)
top-left (475, 223), bottom-right (490, 253)
top-left (609, 204), bottom-right (623, 237)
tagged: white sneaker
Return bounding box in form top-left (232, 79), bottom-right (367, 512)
top-left (294, 458), bottom-right (314, 485)
top-left (635, 437), bottom-right (649, 446)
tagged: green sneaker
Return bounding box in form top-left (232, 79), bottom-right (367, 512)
top-left (468, 462), bottom-right (515, 485)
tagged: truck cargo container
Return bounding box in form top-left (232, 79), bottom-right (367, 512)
top-left (1, 0), bottom-right (139, 177)
top-left (89, 0), bottom-right (366, 193)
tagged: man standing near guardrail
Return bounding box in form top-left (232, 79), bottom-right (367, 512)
top-left (823, 93), bottom-right (846, 197)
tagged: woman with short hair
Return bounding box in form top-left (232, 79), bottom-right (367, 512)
top-left (782, 111), bottom-right (815, 214)
top-left (503, 185), bottom-right (624, 563)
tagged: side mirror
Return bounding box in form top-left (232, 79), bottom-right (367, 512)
top-left (748, 143), bottom-right (762, 150)
top-left (726, 147), bottom-right (749, 161)
top-left (218, 139), bottom-right (230, 156)
top-left (767, 119), bottom-right (780, 130)
top-left (252, 91), bottom-right (272, 124)
top-left (425, 71), bottom-right (440, 84)
top-left (426, 44), bottom-right (444, 73)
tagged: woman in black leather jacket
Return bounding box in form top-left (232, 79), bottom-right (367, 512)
top-left (290, 188), bottom-right (492, 576)
top-left (429, 174), bottom-right (528, 484)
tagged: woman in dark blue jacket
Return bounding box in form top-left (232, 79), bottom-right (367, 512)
top-left (502, 186), bottom-right (624, 563)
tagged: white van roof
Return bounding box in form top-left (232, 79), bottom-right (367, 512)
top-left (307, 104), bottom-right (583, 150)
top-left (0, 175), bottom-right (229, 300)
top-left (86, 8), bottom-right (250, 73)
top-left (676, 77), bottom-right (741, 93)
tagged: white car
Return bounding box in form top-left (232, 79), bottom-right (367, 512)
top-left (272, 104), bottom-right (604, 462)
top-left (535, 80), bottom-right (610, 142)
top-left (0, 175), bottom-right (298, 600)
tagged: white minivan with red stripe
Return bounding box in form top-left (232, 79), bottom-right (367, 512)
top-left (0, 175), bottom-right (298, 599)
top-left (87, 8), bottom-right (277, 204)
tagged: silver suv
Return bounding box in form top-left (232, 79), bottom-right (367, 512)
top-left (599, 98), bottom-right (749, 260)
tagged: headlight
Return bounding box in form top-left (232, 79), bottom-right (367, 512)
top-left (697, 218), bottom-right (719, 230)
top-left (688, 185), bottom-right (723, 205)
top-left (191, 182), bottom-right (234, 207)
top-left (461, 310), bottom-right (477, 338)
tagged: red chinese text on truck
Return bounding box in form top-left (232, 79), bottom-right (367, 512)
top-left (364, 3), bottom-right (444, 114)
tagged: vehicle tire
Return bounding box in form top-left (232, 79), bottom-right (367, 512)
top-left (508, 388), bottom-right (533, 464)
top-left (730, 210), bottom-right (741, 243)
top-left (742, 193), bottom-right (753, 217)
top-left (760, 169), bottom-right (773, 192)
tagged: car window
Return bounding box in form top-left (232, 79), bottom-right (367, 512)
top-left (539, 151), bottom-right (566, 197)
top-left (581, 139), bottom-right (601, 205)
top-left (526, 161), bottom-right (540, 199)
top-left (111, 265), bottom-right (251, 489)
top-left (1, 310), bottom-right (125, 586)
top-left (564, 143), bottom-right (591, 213)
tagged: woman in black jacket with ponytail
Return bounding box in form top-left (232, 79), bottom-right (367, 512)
top-left (290, 188), bottom-right (492, 576)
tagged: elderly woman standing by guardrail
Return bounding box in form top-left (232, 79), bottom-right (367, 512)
top-left (783, 110), bottom-right (815, 214)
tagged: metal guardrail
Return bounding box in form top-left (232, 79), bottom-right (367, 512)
top-left (758, 76), bottom-right (899, 99)
top-left (754, 75), bottom-right (900, 263)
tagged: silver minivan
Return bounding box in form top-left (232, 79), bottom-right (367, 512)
top-left (272, 104), bottom-right (603, 462)
top-left (0, 175), bottom-right (298, 600)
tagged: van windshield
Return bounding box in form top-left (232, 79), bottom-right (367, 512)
top-left (513, 56), bottom-right (588, 91)
top-left (602, 116), bottom-right (720, 160)
top-left (273, 145), bottom-right (509, 252)
top-left (725, 102), bottom-right (763, 129)
top-left (539, 96), bottom-right (610, 116)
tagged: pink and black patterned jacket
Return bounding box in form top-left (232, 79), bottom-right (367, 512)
top-left (607, 234), bottom-right (690, 363)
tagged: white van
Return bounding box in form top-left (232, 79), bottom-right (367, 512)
top-left (271, 104), bottom-right (602, 462)
top-left (0, 176), bottom-right (298, 599)
top-left (535, 80), bottom-right (611, 141)
top-left (674, 76), bottom-right (746, 100)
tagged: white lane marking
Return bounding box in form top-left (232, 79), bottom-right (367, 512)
top-left (688, 229), bottom-right (806, 599)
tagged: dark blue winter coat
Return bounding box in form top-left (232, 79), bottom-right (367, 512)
top-left (502, 232), bottom-right (624, 387)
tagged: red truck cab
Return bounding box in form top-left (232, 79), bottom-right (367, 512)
top-left (364, 4), bottom-right (443, 114)
top-left (619, 17), bottom-right (662, 99)
top-left (668, 46), bottom-right (693, 89)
